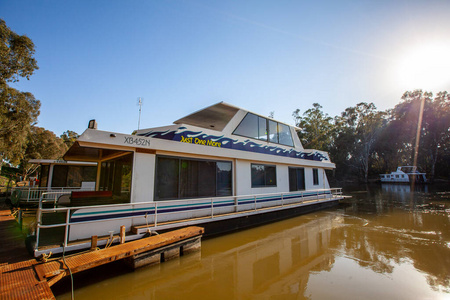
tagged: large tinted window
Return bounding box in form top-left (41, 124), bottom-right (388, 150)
top-left (234, 113), bottom-right (293, 147)
top-left (313, 168), bottom-right (319, 185)
top-left (289, 167), bottom-right (305, 191)
top-left (251, 164), bottom-right (277, 187)
top-left (155, 156), bottom-right (232, 200)
top-left (233, 113), bottom-right (259, 139)
top-left (268, 120), bottom-right (278, 143)
top-left (278, 123), bottom-right (293, 146)
top-left (51, 165), bottom-right (97, 187)
top-left (156, 157), bottom-right (179, 199)
top-left (99, 153), bottom-right (133, 198)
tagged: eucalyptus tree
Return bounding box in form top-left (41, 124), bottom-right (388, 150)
top-left (292, 103), bottom-right (334, 152)
top-left (392, 90), bottom-right (450, 181)
top-left (60, 130), bottom-right (80, 148)
top-left (335, 102), bottom-right (386, 182)
top-left (19, 126), bottom-right (67, 179)
top-left (0, 19), bottom-right (40, 167)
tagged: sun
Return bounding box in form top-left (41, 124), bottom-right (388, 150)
top-left (396, 42), bottom-right (450, 91)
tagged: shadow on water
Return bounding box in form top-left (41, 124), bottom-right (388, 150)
top-left (55, 183), bottom-right (450, 300)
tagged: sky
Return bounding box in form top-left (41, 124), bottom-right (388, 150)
top-left (2, 0), bottom-right (450, 136)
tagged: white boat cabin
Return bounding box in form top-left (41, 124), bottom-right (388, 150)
top-left (63, 102), bottom-right (334, 205)
top-left (380, 166), bottom-right (427, 184)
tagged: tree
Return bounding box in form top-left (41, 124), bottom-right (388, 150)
top-left (0, 86), bottom-right (40, 165)
top-left (60, 130), bottom-right (80, 148)
top-left (293, 103), bottom-right (334, 151)
top-left (0, 19), bottom-right (38, 85)
top-left (0, 19), bottom-right (40, 167)
top-left (19, 126), bottom-right (67, 179)
top-left (390, 90), bottom-right (450, 181)
top-left (335, 102), bottom-right (386, 182)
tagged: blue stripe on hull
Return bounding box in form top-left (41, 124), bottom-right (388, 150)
top-left (70, 192), bottom-right (331, 223)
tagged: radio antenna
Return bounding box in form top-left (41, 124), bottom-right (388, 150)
top-left (137, 97), bottom-right (143, 130)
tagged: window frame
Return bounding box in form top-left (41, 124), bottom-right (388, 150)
top-left (251, 163), bottom-right (277, 188)
top-left (233, 113), bottom-right (294, 147)
top-left (313, 168), bottom-right (319, 185)
top-left (155, 155), bottom-right (233, 201)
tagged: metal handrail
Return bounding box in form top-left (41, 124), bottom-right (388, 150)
top-left (11, 186), bottom-right (95, 203)
top-left (34, 188), bottom-right (342, 249)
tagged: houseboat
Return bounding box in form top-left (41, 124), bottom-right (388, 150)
top-left (379, 166), bottom-right (427, 184)
top-left (28, 102), bottom-right (345, 257)
top-left (9, 159), bottom-right (96, 207)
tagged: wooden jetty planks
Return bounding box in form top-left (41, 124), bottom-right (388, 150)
top-left (35, 226), bottom-right (204, 279)
top-left (0, 226), bottom-right (204, 299)
top-left (0, 260), bottom-right (55, 300)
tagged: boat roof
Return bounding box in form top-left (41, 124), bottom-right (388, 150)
top-left (172, 101), bottom-right (300, 131)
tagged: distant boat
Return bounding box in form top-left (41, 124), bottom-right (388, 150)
top-left (379, 166), bottom-right (427, 184)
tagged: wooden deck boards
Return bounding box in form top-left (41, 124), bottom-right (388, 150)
top-left (0, 224), bottom-right (204, 300)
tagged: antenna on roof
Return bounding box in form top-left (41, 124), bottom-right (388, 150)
top-left (137, 97), bottom-right (143, 130)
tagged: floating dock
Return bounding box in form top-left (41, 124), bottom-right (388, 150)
top-left (0, 224), bottom-right (204, 300)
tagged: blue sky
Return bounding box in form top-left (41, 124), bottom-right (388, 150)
top-left (2, 0), bottom-right (450, 136)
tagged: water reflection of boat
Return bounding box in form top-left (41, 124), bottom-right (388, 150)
top-left (379, 166), bottom-right (427, 184)
top-left (26, 102), bottom-right (345, 257)
top-left (86, 213), bottom-right (341, 299)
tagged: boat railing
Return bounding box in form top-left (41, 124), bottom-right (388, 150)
top-left (10, 186), bottom-right (95, 204)
top-left (34, 188), bottom-right (343, 250)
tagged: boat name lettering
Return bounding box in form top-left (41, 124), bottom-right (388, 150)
top-left (180, 136), bottom-right (221, 148)
top-left (124, 137), bottom-right (151, 147)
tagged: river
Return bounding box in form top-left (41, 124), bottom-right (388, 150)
top-left (55, 183), bottom-right (450, 299)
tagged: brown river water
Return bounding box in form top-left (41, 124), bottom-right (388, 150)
top-left (55, 183), bottom-right (450, 299)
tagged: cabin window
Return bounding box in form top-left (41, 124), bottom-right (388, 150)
top-left (233, 113), bottom-right (294, 147)
top-left (155, 156), bottom-right (232, 200)
top-left (51, 165), bottom-right (97, 188)
top-left (251, 164), bottom-right (277, 188)
top-left (289, 167), bottom-right (305, 191)
top-left (313, 168), bottom-right (319, 185)
top-left (99, 152), bottom-right (133, 200)
top-left (39, 165), bottom-right (49, 188)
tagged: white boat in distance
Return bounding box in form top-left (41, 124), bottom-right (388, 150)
top-left (29, 102), bottom-right (345, 257)
top-left (379, 166), bottom-right (427, 183)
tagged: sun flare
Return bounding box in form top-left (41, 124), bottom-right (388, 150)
top-left (396, 42), bottom-right (450, 91)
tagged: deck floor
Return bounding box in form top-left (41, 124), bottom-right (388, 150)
top-left (0, 204), bottom-right (33, 264)
top-left (0, 220), bottom-right (204, 300)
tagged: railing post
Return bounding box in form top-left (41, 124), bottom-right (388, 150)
top-left (64, 208), bottom-right (71, 248)
top-left (35, 193), bottom-right (44, 249)
top-left (154, 203), bottom-right (158, 227)
top-left (254, 195), bottom-right (257, 211)
top-left (281, 193), bottom-right (284, 207)
top-left (211, 198), bottom-right (214, 218)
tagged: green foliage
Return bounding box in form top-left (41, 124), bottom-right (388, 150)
top-left (0, 19), bottom-right (38, 85)
top-left (0, 19), bottom-right (40, 166)
top-left (294, 92), bottom-right (449, 182)
top-left (60, 130), bottom-right (80, 148)
top-left (293, 103), bottom-right (334, 152)
top-left (0, 85), bottom-right (40, 165)
top-left (19, 126), bottom-right (68, 178)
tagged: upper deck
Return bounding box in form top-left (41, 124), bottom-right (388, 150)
top-left (64, 102), bottom-right (334, 169)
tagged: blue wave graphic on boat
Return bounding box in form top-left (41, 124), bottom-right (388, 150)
top-left (138, 127), bottom-right (328, 161)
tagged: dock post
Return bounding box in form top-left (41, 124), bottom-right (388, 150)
top-left (120, 225), bottom-right (126, 244)
top-left (90, 235), bottom-right (98, 250)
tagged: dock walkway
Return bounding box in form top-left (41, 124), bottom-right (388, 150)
top-left (0, 222), bottom-right (204, 300)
